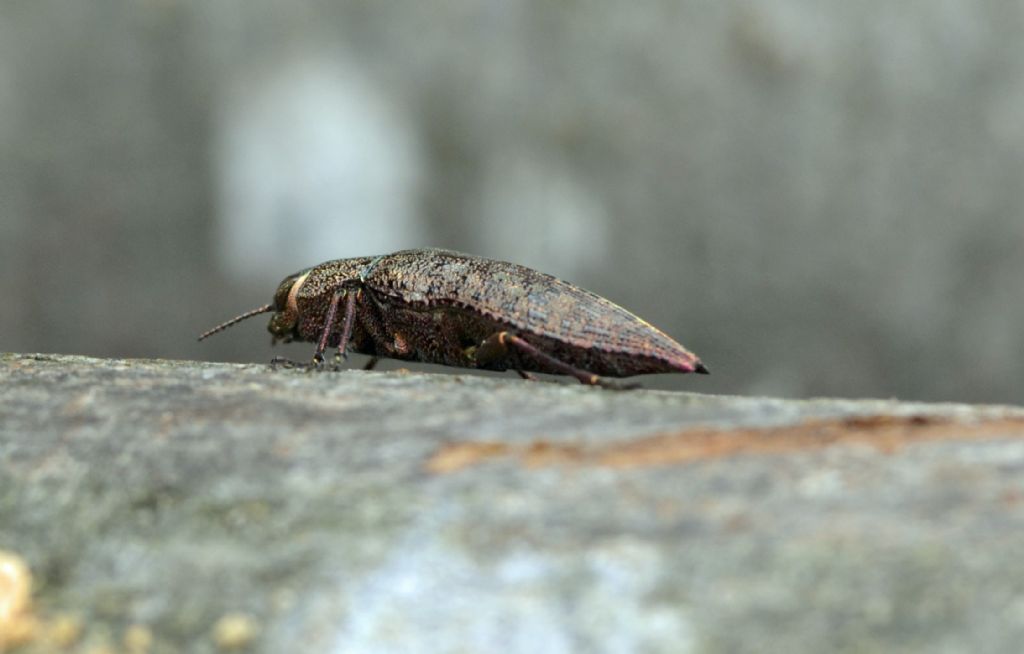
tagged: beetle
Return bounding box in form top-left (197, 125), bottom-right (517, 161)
top-left (198, 248), bottom-right (707, 388)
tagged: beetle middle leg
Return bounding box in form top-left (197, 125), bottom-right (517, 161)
top-left (308, 284), bottom-right (360, 370)
top-left (325, 286), bottom-right (386, 371)
top-left (331, 290), bottom-right (359, 368)
top-left (312, 289), bottom-right (345, 367)
top-left (476, 331), bottom-right (638, 389)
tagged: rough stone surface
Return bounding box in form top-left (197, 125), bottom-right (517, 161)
top-left (2, 353), bottom-right (1024, 653)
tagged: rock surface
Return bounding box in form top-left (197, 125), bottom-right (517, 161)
top-left (1, 353), bottom-right (1023, 653)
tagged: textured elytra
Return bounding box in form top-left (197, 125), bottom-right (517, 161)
top-left (276, 249), bottom-right (703, 379)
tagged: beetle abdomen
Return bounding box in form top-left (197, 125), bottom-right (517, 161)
top-left (366, 249), bottom-right (701, 376)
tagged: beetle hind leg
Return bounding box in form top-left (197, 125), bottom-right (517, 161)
top-left (477, 331), bottom-right (639, 390)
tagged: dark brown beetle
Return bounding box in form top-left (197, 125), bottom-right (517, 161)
top-left (199, 248), bottom-right (707, 388)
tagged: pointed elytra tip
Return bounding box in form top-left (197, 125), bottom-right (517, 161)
top-left (694, 362), bottom-right (710, 375)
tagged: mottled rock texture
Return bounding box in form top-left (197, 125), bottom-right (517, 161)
top-left (2, 353), bottom-right (1023, 653)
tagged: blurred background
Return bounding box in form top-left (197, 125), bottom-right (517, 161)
top-left (1, 1), bottom-right (1021, 403)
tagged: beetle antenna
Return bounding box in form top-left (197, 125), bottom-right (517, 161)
top-left (198, 304), bottom-right (274, 341)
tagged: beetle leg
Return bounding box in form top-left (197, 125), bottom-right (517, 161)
top-left (313, 289), bottom-right (345, 367)
top-left (363, 356), bottom-right (380, 371)
top-left (516, 370), bottom-right (541, 381)
top-left (355, 288), bottom-right (394, 356)
top-left (333, 289), bottom-right (359, 365)
top-left (270, 356), bottom-right (337, 373)
top-left (479, 331), bottom-right (638, 389)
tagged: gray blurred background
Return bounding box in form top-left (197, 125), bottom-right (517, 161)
top-left (1, 1), bottom-right (1021, 403)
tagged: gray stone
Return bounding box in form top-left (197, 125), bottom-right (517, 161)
top-left (1, 353), bottom-right (1023, 653)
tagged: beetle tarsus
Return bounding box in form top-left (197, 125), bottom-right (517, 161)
top-left (270, 356), bottom-right (330, 373)
top-left (269, 356), bottom-right (302, 369)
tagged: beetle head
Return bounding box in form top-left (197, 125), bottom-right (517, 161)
top-left (267, 270), bottom-right (311, 343)
top-left (197, 269), bottom-right (311, 343)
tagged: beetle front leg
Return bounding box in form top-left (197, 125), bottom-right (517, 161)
top-left (270, 356), bottom-right (303, 370)
top-left (477, 331), bottom-right (638, 390)
top-left (312, 289), bottom-right (346, 368)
